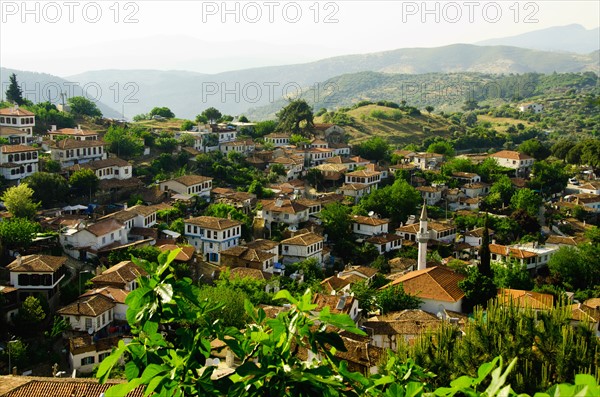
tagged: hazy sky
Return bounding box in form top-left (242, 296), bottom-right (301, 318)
top-left (1, 0), bottom-right (599, 76)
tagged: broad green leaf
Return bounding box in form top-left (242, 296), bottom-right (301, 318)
top-left (96, 340), bottom-right (126, 383)
top-left (273, 289), bottom-right (297, 305)
top-left (155, 283), bottom-right (174, 304)
top-left (124, 361), bottom-right (139, 380)
top-left (140, 364), bottom-right (167, 383)
top-left (450, 375), bottom-right (474, 389)
top-left (104, 378), bottom-right (142, 396)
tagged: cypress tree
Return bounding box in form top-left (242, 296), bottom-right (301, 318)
top-left (5, 73), bottom-right (24, 105)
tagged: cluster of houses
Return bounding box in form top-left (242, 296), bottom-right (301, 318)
top-left (1, 106), bottom-right (599, 379)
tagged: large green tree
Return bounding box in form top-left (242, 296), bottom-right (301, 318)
top-left (320, 203), bottom-right (352, 245)
top-left (69, 168), bottom-right (100, 197)
top-left (201, 107), bottom-right (222, 124)
top-left (5, 73), bottom-right (25, 105)
top-left (0, 218), bottom-right (39, 251)
top-left (23, 172), bottom-right (69, 208)
top-left (67, 96), bottom-right (102, 117)
top-left (358, 179), bottom-right (421, 225)
top-left (104, 125), bottom-right (144, 158)
top-left (149, 107), bottom-right (175, 119)
top-left (0, 183), bottom-right (40, 219)
top-left (510, 188), bottom-right (542, 217)
top-left (275, 99), bottom-right (314, 136)
top-left (354, 137), bottom-right (390, 162)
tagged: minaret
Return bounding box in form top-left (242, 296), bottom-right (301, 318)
top-left (417, 203), bottom-right (428, 271)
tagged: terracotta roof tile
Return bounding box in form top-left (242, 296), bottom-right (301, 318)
top-left (172, 174), bottom-right (213, 186)
top-left (490, 150), bottom-right (533, 161)
top-left (385, 266), bottom-right (465, 303)
top-left (90, 260), bottom-right (147, 286)
top-left (6, 255), bottom-right (66, 273)
top-left (57, 293), bottom-right (115, 316)
top-left (497, 289), bottom-right (553, 310)
top-left (185, 215), bottom-right (242, 230)
top-left (85, 219), bottom-right (124, 236)
top-left (281, 232), bottom-right (323, 246)
top-left (352, 215), bottom-right (389, 226)
top-left (0, 107), bottom-right (34, 116)
top-left (0, 376), bottom-right (144, 397)
top-left (1, 145), bottom-right (38, 153)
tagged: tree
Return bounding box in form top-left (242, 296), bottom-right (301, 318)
top-left (0, 218), bottom-right (39, 251)
top-left (149, 107), bottom-right (175, 119)
top-left (358, 179), bottom-right (421, 225)
top-left (518, 139), bottom-right (550, 160)
top-left (43, 159), bottom-right (62, 173)
top-left (548, 245), bottom-right (600, 291)
top-left (197, 284), bottom-right (249, 328)
top-left (275, 99), bottom-right (314, 136)
top-left (269, 163), bottom-right (287, 177)
top-left (550, 140), bottom-right (575, 161)
top-left (425, 106), bottom-right (434, 114)
top-left (426, 141), bottom-right (454, 157)
top-left (528, 160), bottom-right (568, 196)
top-left (479, 214), bottom-right (492, 277)
top-left (0, 184), bottom-right (40, 219)
top-left (195, 114), bottom-right (208, 124)
top-left (201, 107), bottom-right (222, 124)
top-left (67, 96), bottom-right (102, 117)
top-left (485, 175), bottom-right (514, 208)
top-left (461, 112), bottom-right (478, 127)
top-left (69, 169), bottom-right (99, 197)
top-left (510, 188), bottom-right (542, 217)
top-left (354, 137), bottom-right (390, 162)
top-left (238, 115), bottom-right (249, 122)
top-left (15, 295), bottom-right (47, 331)
top-left (376, 284), bottom-right (422, 313)
top-left (320, 203), bottom-right (352, 245)
top-left (306, 168), bottom-right (324, 189)
top-left (103, 125), bottom-right (144, 158)
top-left (492, 260), bottom-right (533, 290)
top-left (5, 73), bottom-right (24, 105)
top-left (458, 267), bottom-right (497, 312)
top-left (23, 172), bottom-right (69, 208)
top-left (181, 120), bottom-right (195, 131)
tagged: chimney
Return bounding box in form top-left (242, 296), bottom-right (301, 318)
top-left (16, 254), bottom-right (22, 266)
top-left (12, 366), bottom-right (17, 375)
top-left (51, 125), bottom-right (57, 131)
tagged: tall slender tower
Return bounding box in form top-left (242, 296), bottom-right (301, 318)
top-left (417, 203), bottom-right (428, 271)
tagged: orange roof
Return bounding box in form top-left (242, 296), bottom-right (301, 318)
top-left (497, 289), bottom-right (553, 310)
top-left (158, 244), bottom-right (195, 261)
top-left (1, 145), bottom-right (38, 153)
top-left (185, 215), bottom-right (242, 230)
top-left (0, 107), bottom-right (34, 116)
top-left (6, 255), bottom-right (66, 273)
top-left (352, 215), bottom-right (389, 226)
top-left (281, 232), bottom-right (323, 246)
top-left (320, 276), bottom-right (352, 293)
top-left (489, 244), bottom-right (537, 259)
top-left (385, 266), bottom-right (465, 303)
top-left (261, 199), bottom-right (308, 214)
top-left (490, 150), bottom-right (533, 161)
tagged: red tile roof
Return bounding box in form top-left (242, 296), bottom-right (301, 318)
top-left (385, 266), bottom-right (465, 303)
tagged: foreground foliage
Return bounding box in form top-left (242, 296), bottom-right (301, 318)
top-left (97, 251), bottom-right (600, 396)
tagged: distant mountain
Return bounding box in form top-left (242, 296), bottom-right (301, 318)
top-left (477, 24), bottom-right (600, 54)
top-left (246, 71), bottom-right (600, 120)
top-left (4, 44), bottom-right (599, 120)
top-left (0, 68), bottom-right (122, 118)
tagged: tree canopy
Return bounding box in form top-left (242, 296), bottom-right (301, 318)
top-left (67, 96), bottom-right (102, 117)
top-left (0, 183), bottom-right (40, 219)
top-left (5, 73), bottom-right (25, 105)
top-left (275, 99), bottom-right (314, 136)
top-left (23, 172), bottom-right (69, 208)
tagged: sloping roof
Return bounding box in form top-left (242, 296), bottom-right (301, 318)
top-left (312, 293), bottom-right (355, 315)
top-left (281, 232), bottom-right (323, 246)
top-left (68, 157), bottom-right (130, 171)
top-left (245, 239), bottom-right (279, 251)
top-left (385, 266), bottom-right (465, 303)
top-left (352, 215), bottom-right (389, 226)
top-left (497, 289), bottom-right (553, 310)
top-left (489, 244), bottom-right (537, 259)
top-left (366, 233), bottom-right (402, 245)
top-left (170, 174), bottom-right (213, 186)
top-left (490, 150), bottom-right (533, 161)
top-left (158, 244), bottom-right (195, 262)
top-left (6, 255), bottom-right (66, 273)
top-left (49, 128), bottom-right (98, 136)
top-left (185, 215), bottom-right (242, 230)
top-left (346, 170), bottom-right (380, 178)
top-left (57, 293), bottom-right (115, 316)
top-left (229, 267), bottom-right (269, 281)
top-left (570, 303), bottom-right (600, 322)
top-left (81, 286), bottom-right (129, 304)
top-left (0, 126), bottom-right (28, 136)
top-left (85, 219), bottom-right (124, 236)
top-left (340, 265), bottom-right (379, 279)
top-left (340, 183), bottom-right (368, 191)
top-left (1, 145), bottom-right (38, 154)
top-left (90, 260), bottom-right (147, 286)
top-left (0, 107), bottom-right (34, 116)
top-left (261, 199), bottom-right (308, 214)
top-left (320, 276), bottom-right (352, 293)
top-left (0, 377), bottom-right (144, 397)
top-left (220, 246), bottom-right (275, 263)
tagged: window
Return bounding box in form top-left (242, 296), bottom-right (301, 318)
top-left (96, 317), bottom-right (101, 329)
top-left (99, 352), bottom-right (111, 361)
top-left (81, 356), bottom-right (95, 366)
top-left (85, 318), bottom-right (92, 329)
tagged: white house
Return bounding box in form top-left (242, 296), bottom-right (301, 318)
top-left (396, 221), bottom-right (457, 244)
top-left (0, 106), bottom-right (35, 135)
top-left (413, 152), bottom-right (444, 170)
top-left (0, 126), bottom-right (31, 145)
top-left (416, 185), bottom-right (445, 205)
top-left (68, 157), bottom-right (132, 180)
top-left (159, 175), bottom-right (213, 198)
top-left (260, 198), bottom-right (309, 229)
top-left (0, 144), bottom-right (39, 180)
top-left (366, 233), bottom-right (403, 254)
top-left (489, 151), bottom-right (534, 176)
top-left (462, 182), bottom-right (491, 198)
top-left (352, 215), bottom-right (389, 237)
top-left (90, 260), bottom-right (148, 291)
top-left (338, 183), bottom-right (371, 203)
top-left (264, 132), bottom-right (291, 147)
top-left (184, 216), bottom-right (242, 263)
top-left (48, 126), bottom-right (99, 141)
top-left (280, 232), bottom-right (324, 264)
top-left (382, 266), bottom-right (466, 313)
top-left (81, 286), bottom-right (129, 320)
top-left (100, 204), bottom-right (161, 234)
top-left (61, 219), bottom-right (127, 259)
top-left (50, 139), bottom-right (107, 167)
top-left (345, 169), bottom-right (382, 188)
top-left (57, 293), bottom-right (115, 333)
top-left (68, 335), bottom-right (122, 374)
top-left (312, 293), bottom-right (360, 323)
top-left (6, 255), bottom-right (67, 308)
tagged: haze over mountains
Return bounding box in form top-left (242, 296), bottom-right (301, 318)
top-left (1, 25), bottom-right (598, 120)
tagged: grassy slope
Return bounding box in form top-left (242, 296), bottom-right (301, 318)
top-left (319, 105), bottom-right (454, 146)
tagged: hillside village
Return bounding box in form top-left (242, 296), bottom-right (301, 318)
top-left (0, 73), bottom-right (599, 394)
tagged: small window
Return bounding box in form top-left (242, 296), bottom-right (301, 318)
top-left (81, 356), bottom-right (95, 366)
